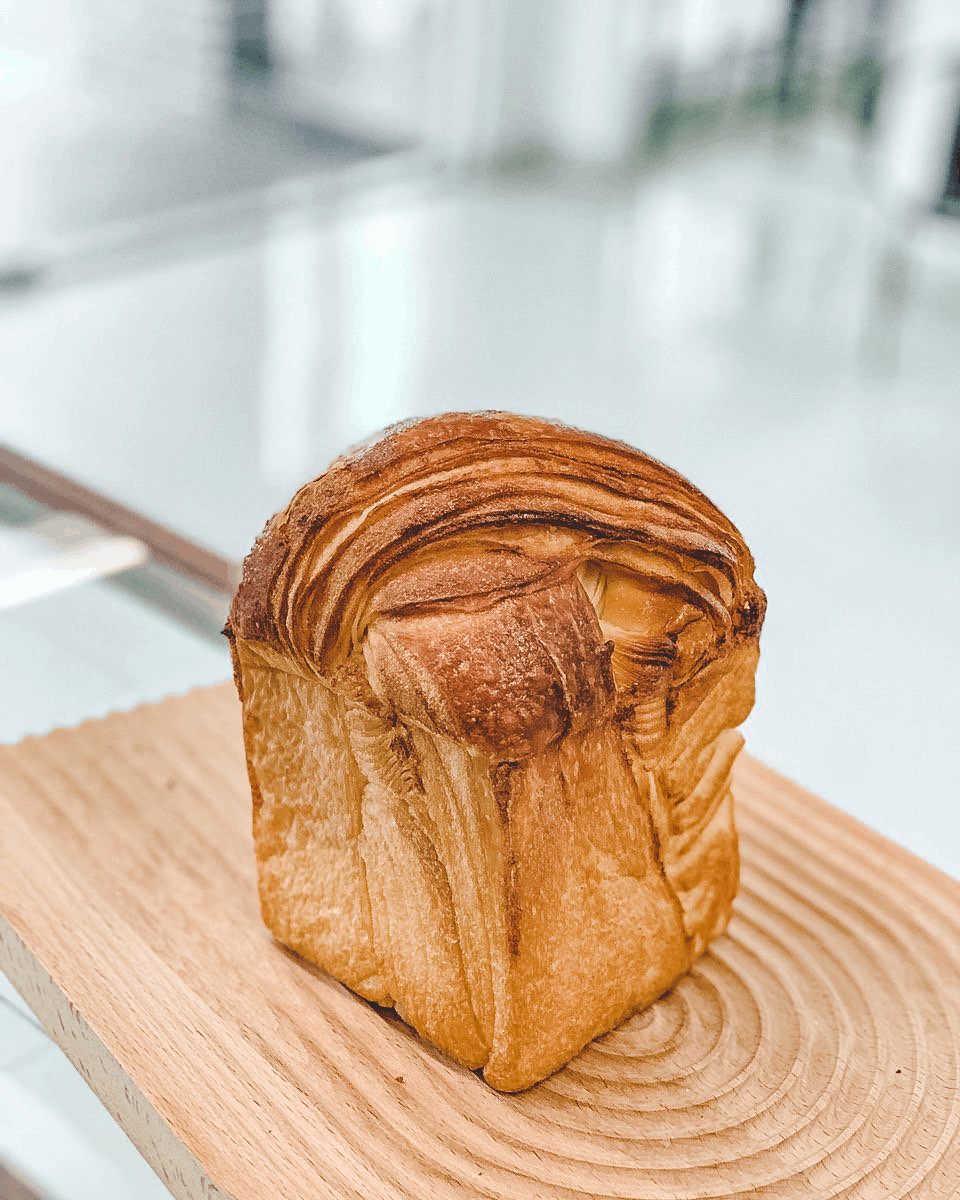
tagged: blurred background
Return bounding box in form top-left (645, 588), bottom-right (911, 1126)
top-left (1, 1), bottom-right (960, 1197)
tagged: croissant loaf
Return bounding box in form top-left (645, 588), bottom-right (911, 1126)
top-left (226, 412), bottom-right (765, 1091)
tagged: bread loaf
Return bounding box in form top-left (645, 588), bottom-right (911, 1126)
top-left (225, 412), bottom-right (765, 1091)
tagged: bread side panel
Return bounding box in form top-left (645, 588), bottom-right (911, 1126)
top-left (624, 640), bottom-right (758, 954)
top-left (483, 723), bottom-right (689, 1092)
top-left (407, 728), bottom-right (509, 1050)
top-left (340, 694), bottom-right (489, 1068)
top-left (236, 654), bottom-right (387, 1000)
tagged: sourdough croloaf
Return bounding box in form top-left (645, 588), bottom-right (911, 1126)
top-left (225, 412), bottom-right (765, 1091)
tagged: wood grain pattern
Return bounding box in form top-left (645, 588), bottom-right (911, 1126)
top-left (1, 683), bottom-right (958, 1200)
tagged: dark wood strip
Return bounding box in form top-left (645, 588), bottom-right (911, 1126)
top-left (0, 445), bottom-right (238, 595)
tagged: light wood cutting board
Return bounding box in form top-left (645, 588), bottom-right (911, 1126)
top-left (1, 684), bottom-right (958, 1200)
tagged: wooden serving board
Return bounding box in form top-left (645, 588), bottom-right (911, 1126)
top-left (1, 685), bottom-right (959, 1200)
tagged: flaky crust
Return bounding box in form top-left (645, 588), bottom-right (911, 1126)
top-left (227, 412), bottom-right (765, 1091)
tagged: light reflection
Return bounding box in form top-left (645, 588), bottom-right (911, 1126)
top-left (626, 183), bottom-right (753, 339)
top-left (362, 215), bottom-right (402, 263)
top-left (337, 209), bottom-right (419, 442)
top-left (0, 517), bottom-right (148, 611)
top-left (339, 0), bottom-right (431, 52)
top-left (259, 213), bottom-right (342, 487)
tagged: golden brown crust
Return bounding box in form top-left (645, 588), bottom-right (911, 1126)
top-left (226, 412), bottom-right (764, 678)
top-left (364, 570), bottom-right (613, 761)
top-left (229, 412), bottom-right (765, 1091)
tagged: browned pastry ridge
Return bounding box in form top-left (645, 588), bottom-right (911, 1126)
top-left (225, 411), bottom-right (766, 1092)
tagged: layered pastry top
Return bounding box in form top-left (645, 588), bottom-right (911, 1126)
top-left (228, 410), bottom-right (765, 733)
